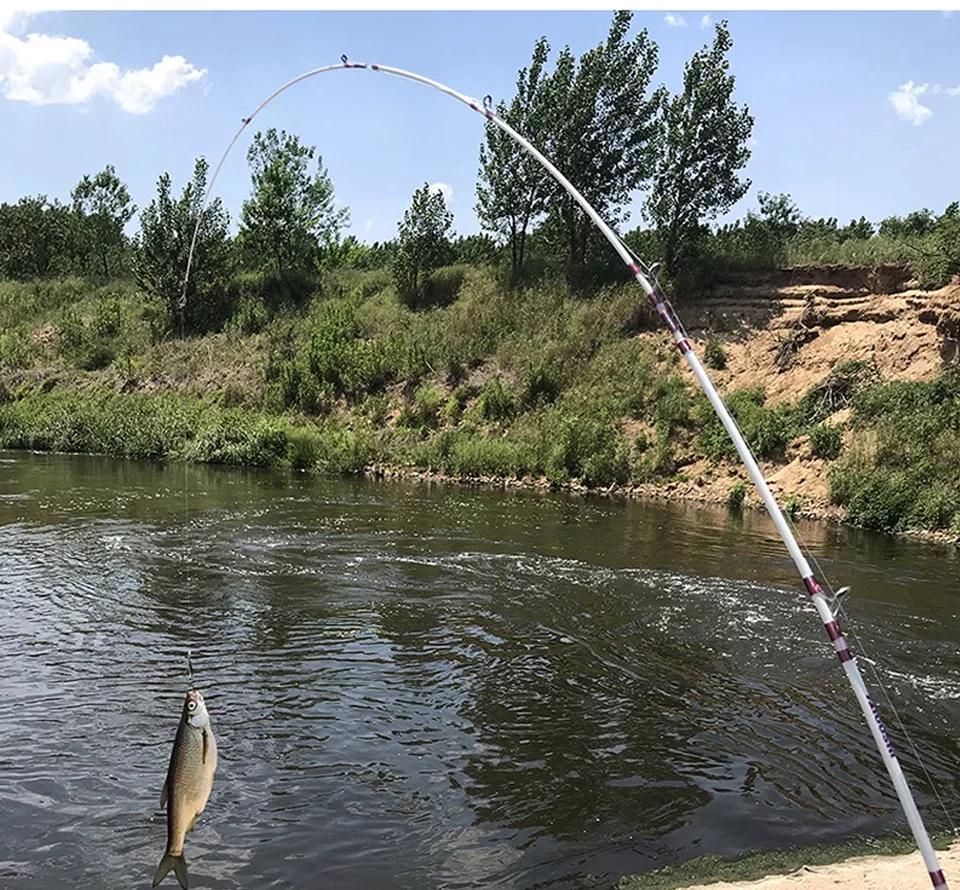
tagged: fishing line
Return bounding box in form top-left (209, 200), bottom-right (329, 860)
top-left (784, 512), bottom-right (958, 836)
top-left (175, 56), bottom-right (952, 888)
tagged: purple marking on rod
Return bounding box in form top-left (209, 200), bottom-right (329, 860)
top-left (676, 339), bottom-right (691, 353)
top-left (485, 111), bottom-right (494, 120)
top-left (371, 64), bottom-right (380, 71)
top-left (836, 646), bottom-right (853, 663)
top-left (869, 699), bottom-right (897, 758)
top-left (470, 103), bottom-right (479, 111)
top-left (628, 262), bottom-right (641, 275)
top-left (930, 869), bottom-right (946, 889)
top-left (803, 576), bottom-right (822, 596)
top-left (654, 303), bottom-right (679, 333)
top-left (824, 620), bottom-right (842, 642)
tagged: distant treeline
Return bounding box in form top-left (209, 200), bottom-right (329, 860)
top-left (1, 10), bottom-right (958, 339)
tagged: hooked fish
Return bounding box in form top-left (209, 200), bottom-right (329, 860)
top-left (153, 688), bottom-right (218, 889)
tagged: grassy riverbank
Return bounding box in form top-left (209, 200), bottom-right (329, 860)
top-left (1, 268), bottom-right (959, 539)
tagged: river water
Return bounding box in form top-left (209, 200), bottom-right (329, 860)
top-left (0, 452), bottom-right (957, 890)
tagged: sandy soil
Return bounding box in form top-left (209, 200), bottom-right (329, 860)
top-left (627, 278), bottom-right (960, 525)
top-left (669, 842), bottom-right (960, 890)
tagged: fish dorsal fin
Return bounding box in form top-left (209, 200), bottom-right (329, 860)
top-left (160, 778), bottom-right (169, 810)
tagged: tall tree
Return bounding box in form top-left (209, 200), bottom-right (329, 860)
top-left (645, 20), bottom-right (754, 285)
top-left (71, 165), bottom-right (137, 280)
top-left (0, 196), bottom-right (73, 280)
top-left (475, 36), bottom-right (553, 282)
top-left (134, 157), bottom-right (233, 336)
top-left (238, 128), bottom-right (348, 283)
top-left (542, 11), bottom-right (664, 282)
top-left (393, 183), bottom-right (454, 309)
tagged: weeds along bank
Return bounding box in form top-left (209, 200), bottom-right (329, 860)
top-left (1, 266), bottom-right (959, 540)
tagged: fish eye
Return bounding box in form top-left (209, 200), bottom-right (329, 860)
top-left (188, 701), bottom-right (197, 711)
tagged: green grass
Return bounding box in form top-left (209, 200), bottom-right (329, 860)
top-left (1, 267), bottom-right (958, 536)
top-left (0, 390), bottom-right (373, 474)
top-left (827, 371), bottom-right (960, 532)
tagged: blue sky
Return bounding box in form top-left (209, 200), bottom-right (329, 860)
top-left (1, 9), bottom-right (958, 244)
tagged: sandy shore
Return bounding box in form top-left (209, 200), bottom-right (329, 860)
top-left (667, 842), bottom-right (960, 890)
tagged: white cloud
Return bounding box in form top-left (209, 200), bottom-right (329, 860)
top-left (700, 14), bottom-right (712, 28)
top-left (429, 182), bottom-right (453, 201)
top-left (0, 9), bottom-right (34, 34)
top-left (889, 80), bottom-right (933, 125)
top-left (0, 12), bottom-right (205, 113)
top-left (930, 83), bottom-right (959, 97)
top-left (364, 219), bottom-right (374, 231)
top-left (664, 13), bottom-right (687, 27)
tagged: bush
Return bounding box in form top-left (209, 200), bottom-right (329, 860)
top-left (545, 415), bottom-right (629, 488)
top-left (236, 267), bottom-right (318, 315)
top-left (444, 385), bottom-right (470, 423)
top-left (478, 377), bottom-right (516, 423)
top-left (190, 413), bottom-right (289, 466)
top-left (398, 385), bottom-right (445, 431)
top-left (808, 423), bottom-right (842, 460)
top-left (728, 480), bottom-right (747, 510)
top-left (306, 299), bottom-right (397, 398)
top-left (698, 387), bottom-right (796, 462)
top-left (523, 360), bottom-right (562, 408)
top-left (798, 360), bottom-right (880, 425)
top-left (420, 265), bottom-right (467, 309)
top-left (359, 393), bottom-right (390, 426)
top-left (826, 371), bottom-right (960, 531)
top-left (439, 432), bottom-right (528, 478)
top-left (0, 328), bottom-right (36, 369)
top-left (287, 427), bottom-right (321, 470)
top-left (704, 337), bottom-right (728, 370)
top-left (231, 292), bottom-right (270, 334)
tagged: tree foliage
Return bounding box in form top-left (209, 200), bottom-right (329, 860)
top-left (0, 196), bottom-right (75, 280)
top-left (393, 183), bottom-right (454, 309)
top-left (476, 36), bottom-right (553, 282)
top-left (645, 19), bottom-right (754, 285)
top-left (476, 11), bottom-right (663, 286)
top-left (541, 11), bottom-right (663, 282)
top-left (71, 165), bottom-right (136, 280)
top-left (238, 128), bottom-right (348, 303)
top-left (134, 157), bottom-right (233, 336)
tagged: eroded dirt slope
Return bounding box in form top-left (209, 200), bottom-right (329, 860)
top-left (630, 269), bottom-right (960, 520)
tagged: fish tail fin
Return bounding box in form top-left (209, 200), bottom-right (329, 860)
top-left (152, 852), bottom-right (188, 889)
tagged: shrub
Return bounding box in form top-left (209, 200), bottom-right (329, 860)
top-left (704, 337), bottom-right (728, 370)
top-left (545, 415), bottom-right (629, 488)
top-left (0, 328), bottom-right (36, 369)
top-left (808, 423), bottom-right (843, 460)
top-left (420, 265), bottom-right (467, 309)
top-left (728, 480), bottom-right (747, 510)
top-left (478, 377), bottom-right (516, 423)
top-left (698, 387), bottom-right (796, 462)
top-left (523, 360), bottom-right (561, 408)
top-left (398, 385), bottom-right (445, 431)
top-left (444, 384), bottom-right (470, 423)
top-left (798, 360), bottom-right (880, 425)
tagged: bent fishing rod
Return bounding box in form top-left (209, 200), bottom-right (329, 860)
top-left (180, 57), bottom-right (950, 889)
